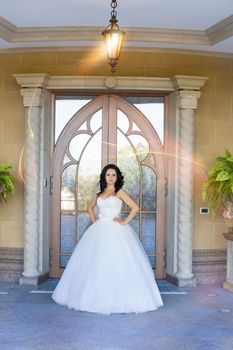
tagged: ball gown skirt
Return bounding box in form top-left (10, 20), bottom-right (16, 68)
top-left (52, 196), bottom-right (163, 314)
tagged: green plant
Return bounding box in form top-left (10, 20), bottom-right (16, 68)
top-left (0, 163), bottom-right (15, 204)
top-left (202, 149), bottom-right (233, 216)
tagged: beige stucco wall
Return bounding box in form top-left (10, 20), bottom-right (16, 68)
top-left (0, 48), bottom-right (232, 249)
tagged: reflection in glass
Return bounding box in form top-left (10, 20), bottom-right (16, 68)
top-left (148, 256), bottom-right (155, 269)
top-left (130, 213), bottom-right (139, 236)
top-left (117, 110), bottom-right (129, 133)
top-left (63, 154), bottom-right (71, 166)
top-left (77, 213), bottom-right (92, 241)
top-left (117, 130), bottom-right (140, 207)
top-left (60, 214), bottom-right (75, 254)
top-left (128, 134), bottom-right (149, 162)
top-left (142, 214), bottom-right (156, 255)
top-left (135, 103), bottom-right (164, 144)
top-left (142, 166), bottom-right (156, 211)
top-left (79, 121), bottom-right (88, 131)
top-left (55, 97), bottom-right (93, 143)
top-left (90, 110), bottom-right (102, 133)
top-left (121, 212), bottom-right (139, 237)
top-left (60, 164), bottom-right (77, 268)
top-left (131, 122), bottom-right (140, 132)
top-left (60, 255), bottom-right (71, 268)
top-left (61, 164), bottom-right (76, 212)
top-left (69, 134), bottom-right (91, 161)
top-left (124, 96), bottom-right (164, 144)
top-left (78, 130), bottom-right (102, 210)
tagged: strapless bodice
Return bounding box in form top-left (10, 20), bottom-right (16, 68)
top-left (97, 196), bottom-right (122, 220)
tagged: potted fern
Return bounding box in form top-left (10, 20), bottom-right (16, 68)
top-left (0, 163), bottom-right (15, 204)
top-left (202, 149), bottom-right (233, 220)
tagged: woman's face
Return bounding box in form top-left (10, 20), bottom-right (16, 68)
top-left (105, 168), bottom-right (117, 186)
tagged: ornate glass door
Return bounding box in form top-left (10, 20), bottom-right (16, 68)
top-left (50, 95), bottom-right (166, 278)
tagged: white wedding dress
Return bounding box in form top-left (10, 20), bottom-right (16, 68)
top-left (52, 195), bottom-right (163, 314)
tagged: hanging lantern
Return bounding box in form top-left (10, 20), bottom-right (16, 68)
top-left (102, 0), bottom-right (126, 73)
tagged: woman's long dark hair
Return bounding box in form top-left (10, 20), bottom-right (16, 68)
top-left (97, 164), bottom-right (124, 196)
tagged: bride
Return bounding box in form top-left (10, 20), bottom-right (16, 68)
top-left (52, 164), bottom-right (163, 314)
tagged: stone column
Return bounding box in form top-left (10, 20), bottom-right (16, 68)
top-left (175, 90), bottom-right (200, 287)
top-left (19, 88), bottom-right (44, 285)
top-left (223, 230), bottom-right (233, 292)
top-left (13, 74), bottom-right (50, 286)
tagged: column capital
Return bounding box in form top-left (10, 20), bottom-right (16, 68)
top-left (13, 73), bottom-right (50, 88)
top-left (20, 88), bottom-right (44, 107)
top-left (172, 75), bottom-right (208, 91)
top-left (176, 90), bottom-right (201, 110)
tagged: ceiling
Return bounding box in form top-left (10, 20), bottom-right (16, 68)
top-left (1, 0), bottom-right (233, 54)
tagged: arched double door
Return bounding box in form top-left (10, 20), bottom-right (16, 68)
top-left (50, 95), bottom-right (166, 278)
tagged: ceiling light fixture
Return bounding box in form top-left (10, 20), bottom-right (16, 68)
top-left (102, 0), bottom-right (126, 73)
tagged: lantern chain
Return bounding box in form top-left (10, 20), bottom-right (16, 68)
top-left (110, 0), bottom-right (118, 22)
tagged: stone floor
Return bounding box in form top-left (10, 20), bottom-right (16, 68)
top-left (0, 282), bottom-right (233, 350)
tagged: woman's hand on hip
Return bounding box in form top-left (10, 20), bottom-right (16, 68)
top-left (113, 217), bottom-right (127, 224)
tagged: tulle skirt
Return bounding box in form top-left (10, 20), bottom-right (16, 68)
top-left (52, 218), bottom-right (163, 314)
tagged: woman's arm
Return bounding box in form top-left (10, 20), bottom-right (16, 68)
top-left (114, 189), bottom-right (139, 224)
top-left (87, 193), bottom-right (98, 223)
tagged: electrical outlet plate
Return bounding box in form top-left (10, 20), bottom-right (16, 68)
top-left (200, 207), bottom-right (209, 214)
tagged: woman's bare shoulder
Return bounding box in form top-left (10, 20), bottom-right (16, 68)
top-left (116, 188), bottom-right (127, 197)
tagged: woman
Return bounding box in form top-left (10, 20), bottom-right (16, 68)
top-left (52, 164), bottom-right (163, 314)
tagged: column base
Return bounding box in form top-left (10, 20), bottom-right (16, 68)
top-left (176, 276), bottom-right (197, 287)
top-left (19, 272), bottom-right (49, 286)
top-left (167, 273), bottom-right (196, 287)
top-left (223, 280), bottom-right (233, 292)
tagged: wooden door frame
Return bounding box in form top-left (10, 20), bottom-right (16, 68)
top-left (50, 94), bottom-right (166, 278)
